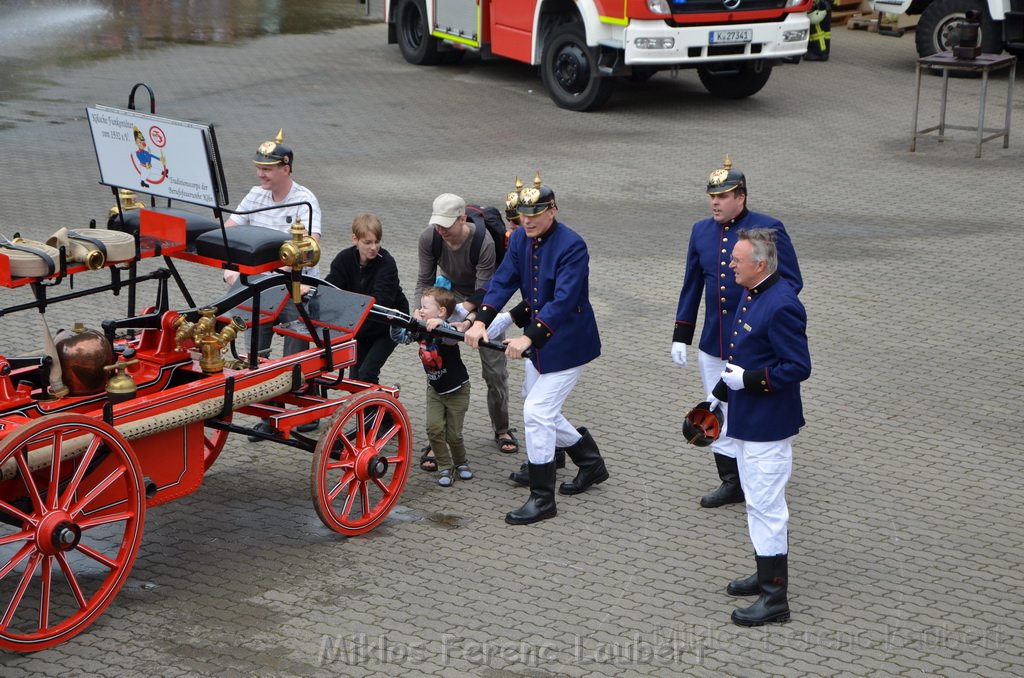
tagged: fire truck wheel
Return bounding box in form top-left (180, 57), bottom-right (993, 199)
top-left (697, 61), bottom-right (773, 99)
top-left (541, 23), bottom-right (615, 111)
top-left (396, 0), bottom-right (442, 65)
top-left (0, 414), bottom-right (146, 652)
top-left (916, 0), bottom-right (1000, 63)
top-left (310, 391), bottom-right (412, 536)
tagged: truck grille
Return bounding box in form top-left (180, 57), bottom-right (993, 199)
top-left (670, 0), bottom-right (791, 13)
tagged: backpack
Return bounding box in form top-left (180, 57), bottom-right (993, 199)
top-left (431, 204), bottom-right (507, 268)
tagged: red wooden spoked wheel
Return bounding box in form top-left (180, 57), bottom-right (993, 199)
top-left (0, 414), bottom-right (145, 652)
top-left (202, 416), bottom-right (231, 471)
top-left (310, 391), bottom-right (411, 535)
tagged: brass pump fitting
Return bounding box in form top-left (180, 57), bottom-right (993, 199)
top-left (278, 217), bottom-right (321, 302)
top-left (109, 188), bottom-right (147, 218)
top-left (197, 316), bottom-right (247, 374)
top-left (104, 359), bottom-right (139, 403)
top-left (171, 307), bottom-right (217, 351)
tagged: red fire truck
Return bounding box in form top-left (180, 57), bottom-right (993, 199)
top-left (384, 0), bottom-right (812, 110)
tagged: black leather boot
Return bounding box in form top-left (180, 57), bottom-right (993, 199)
top-left (509, 448), bottom-right (566, 485)
top-left (726, 571), bottom-right (760, 597)
top-left (505, 462), bottom-right (557, 525)
top-left (700, 453), bottom-right (745, 508)
top-left (558, 427), bottom-right (609, 495)
top-left (731, 554), bottom-right (790, 626)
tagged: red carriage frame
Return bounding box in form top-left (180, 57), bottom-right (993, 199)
top-left (0, 88), bottom-right (421, 652)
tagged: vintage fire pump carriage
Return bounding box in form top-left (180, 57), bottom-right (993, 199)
top-left (385, 0), bottom-right (812, 110)
top-left (0, 88), bottom-right (485, 652)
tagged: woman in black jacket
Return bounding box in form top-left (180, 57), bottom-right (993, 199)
top-left (325, 213), bottom-right (409, 384)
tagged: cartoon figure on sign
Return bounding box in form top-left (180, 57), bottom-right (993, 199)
top-left (130, 125), bottom-right (169, 188)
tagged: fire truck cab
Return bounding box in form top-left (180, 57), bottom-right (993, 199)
top-left (385, 0), bottom-right (812, 110)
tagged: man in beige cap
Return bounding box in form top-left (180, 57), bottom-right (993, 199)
top-left (415, 193), bottom-right (515, 468)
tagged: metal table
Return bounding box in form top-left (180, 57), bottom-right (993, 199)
top-left (910, 51), bottom-right (1016, 158)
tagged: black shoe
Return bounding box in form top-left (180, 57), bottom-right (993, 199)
top-left (559, 427), bottom-right (608, 495)
top-left (247, 420), bottom-right (275, 442)
top-left (731, 554), bottom-right (790, 626)
top-left (509, 449), bottom-right (566, 485)
top-left (726, 572), bottom-right (760, 597)
top-left (296, 420), bottom-right (319, 433)
top-left (804, 52), bottom-right (829, 62)
top-left (700, 453), bottom-right (745, 508)
top-left (505, 462), bottom-right (557, 525)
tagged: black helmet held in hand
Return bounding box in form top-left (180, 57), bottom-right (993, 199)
top-left (683, 401), bottom-right (724, 447)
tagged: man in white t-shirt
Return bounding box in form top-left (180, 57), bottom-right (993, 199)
top-left (224, 129), bottom-right (322, 359)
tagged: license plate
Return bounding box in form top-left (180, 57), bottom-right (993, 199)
top-left (709, 29), bottom-right (753, 45)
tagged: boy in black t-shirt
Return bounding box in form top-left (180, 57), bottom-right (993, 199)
top-left (394, 287), bottom-right (473, 487)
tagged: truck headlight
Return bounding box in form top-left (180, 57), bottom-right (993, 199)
top-left (783, 29), bottom-right (808, 41)
top-left (647, 0), bottom-right (672, 13)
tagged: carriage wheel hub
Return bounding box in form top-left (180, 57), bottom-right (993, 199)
top-left (37, 513), bottom-right (82, 555)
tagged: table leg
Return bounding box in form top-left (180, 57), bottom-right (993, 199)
top-left (939, 67), bottom-right (950, 141)
top-left (1003, 62), bottom-right (1015, 149)
top-left (911, 64), bottom-right (923, 152)
top-left (977, 70), bottom-right (990, 158)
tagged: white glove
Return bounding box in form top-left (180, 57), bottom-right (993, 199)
top-left (449, 302), bottom-right (471, 323)
top-left (721, 362), bottom-right (745, 390)
top-left (488, 312), bottom-right (513, 337)
top-left (671, 342), bottom-right (688, 367)
top-left (706, 394), bottom-right (722, 412)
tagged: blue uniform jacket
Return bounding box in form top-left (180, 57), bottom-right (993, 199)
top-left (477, 220), bottom-right (600, 374)
top-left (674, 209), bottom-right (802, 357)
top-left (712, 272), bottom-right (811, 442)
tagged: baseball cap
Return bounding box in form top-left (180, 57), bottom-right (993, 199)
top-left (430, 193), bottom-right (466, 229)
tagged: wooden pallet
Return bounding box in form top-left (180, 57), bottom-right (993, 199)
top-left (833, 9), bottom-right (861, 26)
top-left (846, 10), bottom-right (918, 35)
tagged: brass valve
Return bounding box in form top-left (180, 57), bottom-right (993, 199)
top-left (279, 217), bottom-right (321, 303)
top-left (104, 359), bottom-right (139, 404)
top-left (108, 188), bottom-right (147, 218)
top-left (197, 316), bottom-right (246, 374)
top-left (172, 307), bottom-right (218, 352)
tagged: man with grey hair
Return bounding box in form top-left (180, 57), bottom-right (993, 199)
top-left (672, 156), bottom-right (802, 509)
top-left (709, 227), bottom-right (811, 626)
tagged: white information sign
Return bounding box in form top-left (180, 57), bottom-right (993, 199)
top-left (87, 105), bottom-right (221, 208)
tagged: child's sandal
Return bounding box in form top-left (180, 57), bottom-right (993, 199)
top-left (437, 469), bottom-right (454, 487)
top-left (456, 464), bottom-right (474, 480)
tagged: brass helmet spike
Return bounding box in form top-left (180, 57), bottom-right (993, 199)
top-left (707, 154), bottom-right (746, 196)
top-left (517, 171), bottom-right (556, 217)
top-left (254, 128), bottom-right (293, 166)
top-left (506, 176), bottom-right (524, 222)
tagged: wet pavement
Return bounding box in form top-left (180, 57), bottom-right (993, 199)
top-left (1, 4), bottom-right (1023, 676)
top-left (0, 0), bottom-right (374, 104)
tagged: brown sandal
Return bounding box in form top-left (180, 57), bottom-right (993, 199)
top-left (495, 429), bottom-right (519, 454)
top-left (419, 445), bottom-right (437, 472)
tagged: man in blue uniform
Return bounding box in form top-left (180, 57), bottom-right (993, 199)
top-left (672, 156), bottom-right (802, 508)
top-left (710, 228), bottom-right (811, 626)
top-left (465, 176), bottom-right (608, 525)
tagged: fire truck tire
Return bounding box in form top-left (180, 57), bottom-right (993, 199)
top-left (915, 0), bottom-right (1001, 62)
top-left (0, 414), bottom-right (146, 652)
top-left (541, 23), bottom-right (615, 111)
top-left (310, 391), bottom-right (412, 536)
top-left (396, 0), bottom-right (442, 65)
top-left (697, 61), bottom-right (773, 99)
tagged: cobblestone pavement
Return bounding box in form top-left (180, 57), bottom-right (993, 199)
top-left (1, 7), bottom-right (1022, 677)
